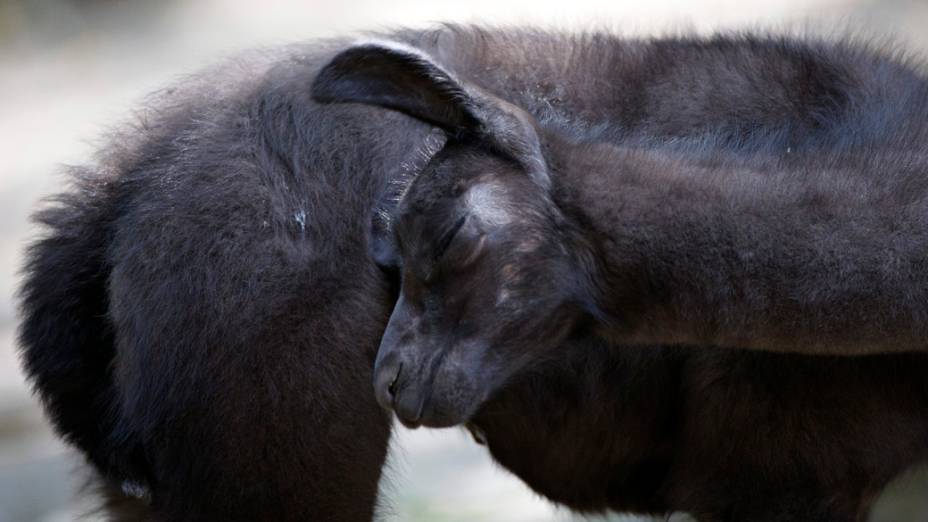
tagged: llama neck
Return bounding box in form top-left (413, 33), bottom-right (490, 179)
top-left (549, 138), bottom-right (928, 355)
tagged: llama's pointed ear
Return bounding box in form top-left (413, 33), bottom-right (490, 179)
top-left (312, 41), bottom-right (550, 190)
top-left (312, 41), bottom-right (481, 133)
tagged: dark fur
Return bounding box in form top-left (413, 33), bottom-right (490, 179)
top-left (20, 44), bottom-right (426, 520)
top-left (474, 337), bottom-right (928, 521)
top-left (315, 26), bottom-right (928, 520)
top-left (18, 25), bottom-right (928, 520)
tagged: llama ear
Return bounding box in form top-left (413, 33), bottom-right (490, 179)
top-left (312, 41), bottom-right (549, 190)
top-left (312, 40), bottom-right (481, 133)
top-left (368, 128), bottom-right (447, 272)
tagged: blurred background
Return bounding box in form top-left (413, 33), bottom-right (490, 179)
top-left (2, 1), bottom-right (928, 520)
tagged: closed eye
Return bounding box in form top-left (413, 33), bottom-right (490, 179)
top-left (434, 215), bottom-right (467, 261)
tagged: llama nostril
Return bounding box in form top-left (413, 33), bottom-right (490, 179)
top-left (388, 363), bottom-right (402, 399)
top-left (373, 358), bottom-right (404, 412)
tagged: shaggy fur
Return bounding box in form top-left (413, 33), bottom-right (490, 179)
top-left (315, 26), bottom-right (928, 520)
top-left (472, 337), bottom-right (928, 521)
top-left (20, 42), bottom-right (424, 520)
top-left (18, 25), bottom-right (928, 520)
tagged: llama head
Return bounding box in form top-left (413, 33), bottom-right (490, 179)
top-left (314, 41), bottom-right (589, 427)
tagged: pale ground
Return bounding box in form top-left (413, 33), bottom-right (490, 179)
top-left (2, 1), bottom-right (928, 521)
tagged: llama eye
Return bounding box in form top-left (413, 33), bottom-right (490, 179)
top-left (434, 215), bottom-right (467, 261)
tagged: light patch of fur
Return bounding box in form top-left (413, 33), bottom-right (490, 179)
top-left (497, 264), bottom-right (522, 306)
top-left (293, 209), bottom-right (307, 231)
top-left (121, 480), bottom-right (151, 501)
top-left (465, 181), bottom-right (514, 227)
top-left (460, 234), bottom-right (487, 267)
top-left (516, 236), bottom-right (542, 254)
top-left (496, 288), bottom-right (512, 307)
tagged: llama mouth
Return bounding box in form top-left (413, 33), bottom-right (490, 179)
top-left (396, 413), bottom-right (424, 429)
top-left (393, 392), bottom-right (426, 428)
top-left (465, 422), bottom-right (487, 445)
top-left (392, 378), bottom-right (428, 429)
